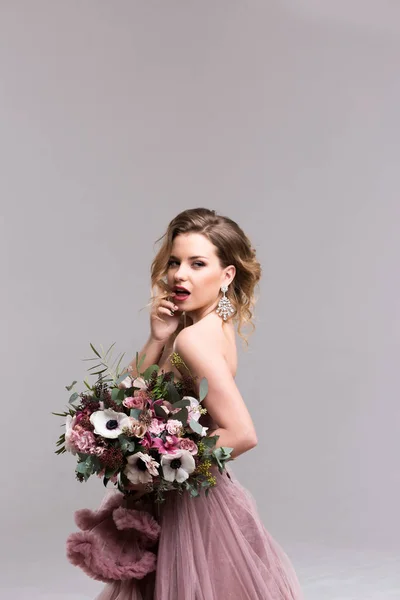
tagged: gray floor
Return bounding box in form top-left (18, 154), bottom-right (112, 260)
top-left (2, 542), bottom-right (400, 599)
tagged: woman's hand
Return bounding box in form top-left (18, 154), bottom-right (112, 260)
top-left (150, 293), bottom-right (183, 342)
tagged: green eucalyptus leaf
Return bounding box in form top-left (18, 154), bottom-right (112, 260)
top-left (189, 418), bottom-right (203, 435)
top-left (143, 364), bottom-right (159, 381)
top-left (76, 462), bottom-right (89, 475)
top-left (154, 403), bottom-right (168, 419)
top-left (118, 434), bottom-right (135, 453)
top-left (130, 408), bottom-right (142, 419)
top-left (166, 381), bottom-right (181, 405)
top-left (201, 434), bottom-right (219, 448)
top-left (220, 446), bottom-right (234, 460)
top-left (170, 398), bottom-right (190, 409)
top-left (69, 392), bottom-right (80, 405)
top-left (173, 407), bottom-right (188, 426)
top-left (111, 388), bottom-right (125, 402)
top-left (212, 447), bottom-right (233, 471)
top-left (116, 370), bottom-right (130, 385)
top-left (199, 377), bottom-right (208, 402)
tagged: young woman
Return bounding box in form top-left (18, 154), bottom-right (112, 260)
top-left (93, 208), bottom-right (304, 599)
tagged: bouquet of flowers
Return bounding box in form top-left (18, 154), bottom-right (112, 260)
top-left (54, 343), bottom-right (233, 503)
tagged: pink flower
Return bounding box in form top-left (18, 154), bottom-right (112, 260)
top-left (65, 415), bottom-right (78, 454)
top-left (165, 419), bottom-right (183, 436)
top-left (179, 438), bottom-right (198, 455)
top-left (123, 394), bottom-right (147, 410)
top-left (148, 419), bottom-right (166, 435)
top-left (139, 432), bottom-right (152, 449)
top-left (131, 376), bottom-right (148, 395)
top-left (184, 396), bottom-right (202, 422)
top-left (151, 435), bottom-right (179, 455)
top-left (121, 417), bottom-right (148, 438)
top-left (70, 427), bottom-right (97, 453)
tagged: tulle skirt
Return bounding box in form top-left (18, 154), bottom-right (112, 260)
top-left (68, 466), bottom-right (303, 600)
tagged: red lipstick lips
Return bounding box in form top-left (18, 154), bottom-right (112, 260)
top-left (173, 286), bottom-right (191, 301)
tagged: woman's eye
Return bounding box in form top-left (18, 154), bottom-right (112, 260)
top-left (167, 261), bottom-right (205, 267)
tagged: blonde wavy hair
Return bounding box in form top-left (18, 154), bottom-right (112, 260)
top-left (145, 208), bottom-right (262, 349)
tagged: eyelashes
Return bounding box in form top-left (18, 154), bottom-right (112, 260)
top-left (168, 261), bottom-right (205, 268)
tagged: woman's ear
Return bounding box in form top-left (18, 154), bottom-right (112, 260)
top-left (224, 265), bottom-right (236, 287)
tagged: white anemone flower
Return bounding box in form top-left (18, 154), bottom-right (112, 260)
top-left (124, 452), bottom-right (160, 485)
top-left (161, 449), bottom-right (196, 483)
top-left (89, 408), bottom-right (130, 439)
top-left (65, 414), bottom-right (77, 455)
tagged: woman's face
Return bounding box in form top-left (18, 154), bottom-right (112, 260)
top-left (166, 232), bottom-right (235, 324)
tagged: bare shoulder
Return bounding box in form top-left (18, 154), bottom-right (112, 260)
top-left (174, 317), bottom-right (225, 364)
top-left (173, 318), bottom-right (235, 395)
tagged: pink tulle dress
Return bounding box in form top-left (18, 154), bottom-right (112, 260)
top-left (67, 417), bottom-right (303, 599)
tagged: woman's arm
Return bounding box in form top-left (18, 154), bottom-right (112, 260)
top-left (174, 328), bottom-right (258, 460)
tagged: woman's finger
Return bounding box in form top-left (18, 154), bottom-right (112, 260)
top-left (158, 306), bottom-right (178, 317)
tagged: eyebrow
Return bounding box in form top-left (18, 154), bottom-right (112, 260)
top-left (169, 255), bottom-right (208, 260)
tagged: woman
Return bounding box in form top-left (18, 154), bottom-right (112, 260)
top-left (94, 208), bottom-right (303, 599)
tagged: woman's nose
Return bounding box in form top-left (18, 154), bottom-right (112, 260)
top-left (174, 265), bottom-right (188, 279)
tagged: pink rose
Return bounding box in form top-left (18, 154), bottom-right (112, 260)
top-left (179, 438), bottom-right (198, 455)
top-left (121, 417), bottom-right (148, 438)
top-left (123, 394), bottom-right (147, 410)
top-left (166, 419), bottom-right (183, 436)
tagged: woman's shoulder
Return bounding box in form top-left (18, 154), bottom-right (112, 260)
top-left (173, 314), bottom-right (223, 351)
top-left (173, 315), bottom-right (237, 378)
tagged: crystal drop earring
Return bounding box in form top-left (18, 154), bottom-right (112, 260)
top-left (216, 284), bottom-right (235, 321)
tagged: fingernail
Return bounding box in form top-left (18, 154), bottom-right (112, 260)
top-left (174, 305), bottom-right (178, 310)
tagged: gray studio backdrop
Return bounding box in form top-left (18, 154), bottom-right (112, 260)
top-left (1, 0), bottom-right (399, 593)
